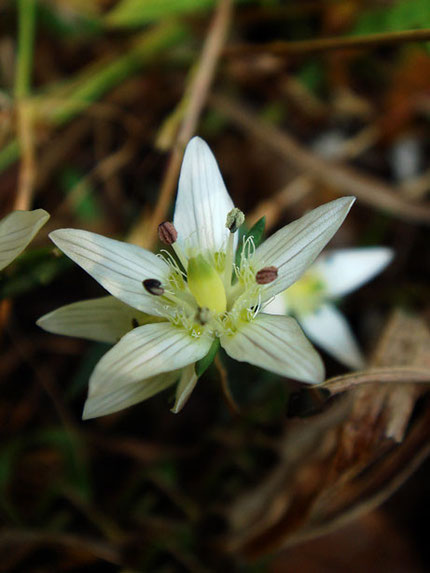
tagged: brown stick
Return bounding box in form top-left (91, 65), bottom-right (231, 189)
top-left (14, 101), bottom-right (36, 211)
top-left (226, 28), bottom-right (430, 57)
top-left (321, 367), bottom-right (430, 395)
top-left (131, 0), bottom-right (233, 249)
top-left (211, 92), bottom-right (430, 224)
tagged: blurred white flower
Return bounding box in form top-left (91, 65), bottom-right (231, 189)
top-left (38, 137), bottom-right (355, 419)
top-left (0, 209), bottom-right (50, 271)
top-left (264, 248), bottom-right (393, 369)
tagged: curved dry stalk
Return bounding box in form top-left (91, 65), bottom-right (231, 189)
top-left (211, 92), bottom-right (430, 225)
top-left (321, 367), bottom-right (430, 395)
top-left (129, 0), bottom-right (233, 249)
top-left (226, 28), bottom-right (430, 57)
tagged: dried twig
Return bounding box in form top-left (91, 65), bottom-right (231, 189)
top-left (14, 0), bottom-right (37, 210)
top-left (247, 175), bottom-right (314, 230)
top-left (226, 28), bottom-right (430, 57)
top-left (129, 0), bottom-right (233, 249)
top-left (211, 92), bottom-right (430, 224)
top-left (0, 530), bottom-right (121, 565)
top-left (321, 367), bottom-right (430, 395)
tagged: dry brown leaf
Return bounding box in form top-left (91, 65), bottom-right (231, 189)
top-left (222, 309), bottom-right (430, 559)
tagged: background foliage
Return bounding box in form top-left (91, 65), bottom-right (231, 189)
top-left (1, 0), bottom-right (430, 570)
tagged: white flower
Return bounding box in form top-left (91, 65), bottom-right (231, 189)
top-left (0, 209), bottom-right (50, 271)
top-left (38, 137), bottom-right (355, 419)
top-left (265, 247), bottom-right (393, 369)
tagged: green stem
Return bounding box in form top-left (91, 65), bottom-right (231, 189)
top-left (15, 0), bottom-right (36, 99)
top-left (0, 21), bottom-right (185, 174)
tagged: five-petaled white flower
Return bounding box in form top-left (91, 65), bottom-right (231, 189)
top-left (0, 209), bottom-right (50, 271)
top-left (265, 247), bottom-right (393, 369)
top-left (38, 137), bottom-right (354, 419)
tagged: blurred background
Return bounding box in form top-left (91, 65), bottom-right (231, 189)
top-left (1, 0), bottom-right (430, 571)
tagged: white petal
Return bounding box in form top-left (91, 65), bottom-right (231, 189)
top-left (83, 370), bottom-right (180, 419)
top-left (252, 197), bottom-right (355, 301)
top-left (171, 363), bottom-right (198, 414)
top-left (262, 292), bottom-right (289, 316)
top-left (0, 209), bottom-right (49, 270)
top-left (299, 303), bottom-right (365, 370)
top-left (89, 322), bottom-right (212, 396)
top-left (315, 247), bottom-right (394, 298)
top-left (50, 229), bottom-right (170, 316)
top-left (173, 137), bottom-right (235, 255)
top-left (37, 296), bottom-right (151, 344)
top-left (220, 313), bottom-right (325, 384)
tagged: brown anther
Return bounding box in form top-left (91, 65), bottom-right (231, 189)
top-left (158, 221), bottom-right (178, 245)
top-left (142, 278), bottom-right (164, 296)
top-left (131, 318), bottom-right (139, 328)
top-left (256, 266), bottom-right (278, 285)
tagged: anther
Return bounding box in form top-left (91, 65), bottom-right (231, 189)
top-left (143, 278), bottom-right (164, 295)
top-left (158, 221), bottom-right (178, 245)
top-left (131, 318), bottom-right (139, 328)
top-left (256, 266), bottom-right (278, 285)
top-left (226, 208), bottom-right (245, 233)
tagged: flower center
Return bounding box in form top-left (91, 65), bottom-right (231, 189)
top-left (285, 270), bottom-right (326, 315)
top-left (187, 254), bottom-right (227, 314)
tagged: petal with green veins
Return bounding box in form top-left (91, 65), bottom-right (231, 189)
top-left (49, 229), bottom-right (170, 316)
top-left (37, 295), bottom-right (155, 344)
top-left (0, 209), bottom-right (49, 270)
top-left (173, 137), bottom-right (235, 255)
top-left (220, 313), bottom-right (325, 384)
top-left (83, 370), bottom-right (180, 420)
top-left (299, 303), bottom-right (365, 370)
top-left (253, 197), bottom-right (355, 302)
top-left (88, 322), bottom-right (212, 396)
top-left (315, 247), bottom-right (394, 298)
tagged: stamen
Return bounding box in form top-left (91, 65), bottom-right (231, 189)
top-left (158, 221), bottom-right (178, 245)
top-left (256, 266), bottom-right (278, 285)
top-left (143, 278), bottom-right (165, 296)
top-left (226, 208), bottom-right (245, 234)
top-left (224, 209), bottom-right (244, 288)
top-left (162, 289), bottom-right (196, 313)
top-left (171, 242), bottom-right (189, 271)
top-left (158, 250), bottom-right (186, 278)
top-left (131, 318), bottom-right (139, 328)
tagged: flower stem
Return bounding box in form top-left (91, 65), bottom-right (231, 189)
top-left (215, 355), bottom-right (240, 416)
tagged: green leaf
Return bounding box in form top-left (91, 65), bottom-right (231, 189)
top-left (105, 0), bottom-right (253, 28)
top-left (35, 429), bottom-right (92, 500)
top-left (195, 338), bottom-right (220, 377)
top-left (0, 248), bottom-right (71, 299)
top-left (235, 215), bottom-right (266, 266)
top-left (106, 0), bottom-right (216, 27)
top-left (352, 0), bottom-right (430, 35)
top-left (60, 167), bottom-right (101, 222)
top-left (38, 3), bottom-right (102, 39)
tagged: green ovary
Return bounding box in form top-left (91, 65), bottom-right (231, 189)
top-left (187, 254), bottom-right (227, 314)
